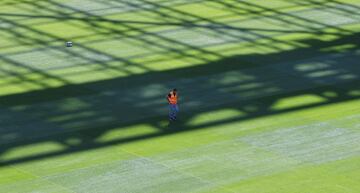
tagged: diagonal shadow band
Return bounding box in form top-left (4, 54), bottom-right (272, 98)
top-left (0, 31), bottom-right (359, 167)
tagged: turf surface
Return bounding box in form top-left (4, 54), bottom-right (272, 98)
top-left (0, 0), bottom-right (360, 192)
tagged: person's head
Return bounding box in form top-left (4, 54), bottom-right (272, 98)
top-left (172, 88), bottom-right (177, 93)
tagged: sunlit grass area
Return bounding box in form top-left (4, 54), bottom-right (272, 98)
top-left (0, 0), bottom-right (359, 192)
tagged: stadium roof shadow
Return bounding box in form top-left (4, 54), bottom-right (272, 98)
top-left (0, 30), bottom-right (359, 167)
top-left (0, 0), bottom-right (359, 167)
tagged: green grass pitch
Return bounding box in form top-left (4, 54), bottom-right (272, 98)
top-left (0, 0), bottom-right (360, 192)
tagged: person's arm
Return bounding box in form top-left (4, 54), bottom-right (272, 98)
top-left (166, 93), bottom-right (170, 103)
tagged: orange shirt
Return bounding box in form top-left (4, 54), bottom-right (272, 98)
top-left (168, 93), bottom-right (178, 104)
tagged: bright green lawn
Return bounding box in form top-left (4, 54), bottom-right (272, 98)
top-left (0, 0), bottom-right (359, 193)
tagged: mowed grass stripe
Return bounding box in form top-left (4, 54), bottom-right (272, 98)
top-left (221, 157), bottom-right (360, 193)
top-left (0, 165), bottom-right (76, 193)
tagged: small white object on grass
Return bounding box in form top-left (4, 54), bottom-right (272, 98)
top-left (66, 41), bottom-right (73, 47)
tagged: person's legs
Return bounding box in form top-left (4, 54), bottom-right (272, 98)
top-left (169, 104), bottom-right (176, 120)
top-left (169, 104), bottom-right (179, 121)
top-left (174, 104), bottom-right (179, 119)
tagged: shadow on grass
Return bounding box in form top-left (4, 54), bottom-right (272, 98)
top-left (0, 29), bottom-right (359, 166)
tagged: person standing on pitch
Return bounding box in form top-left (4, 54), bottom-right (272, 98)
top-left (167, 88), bottom-right (179, 121)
